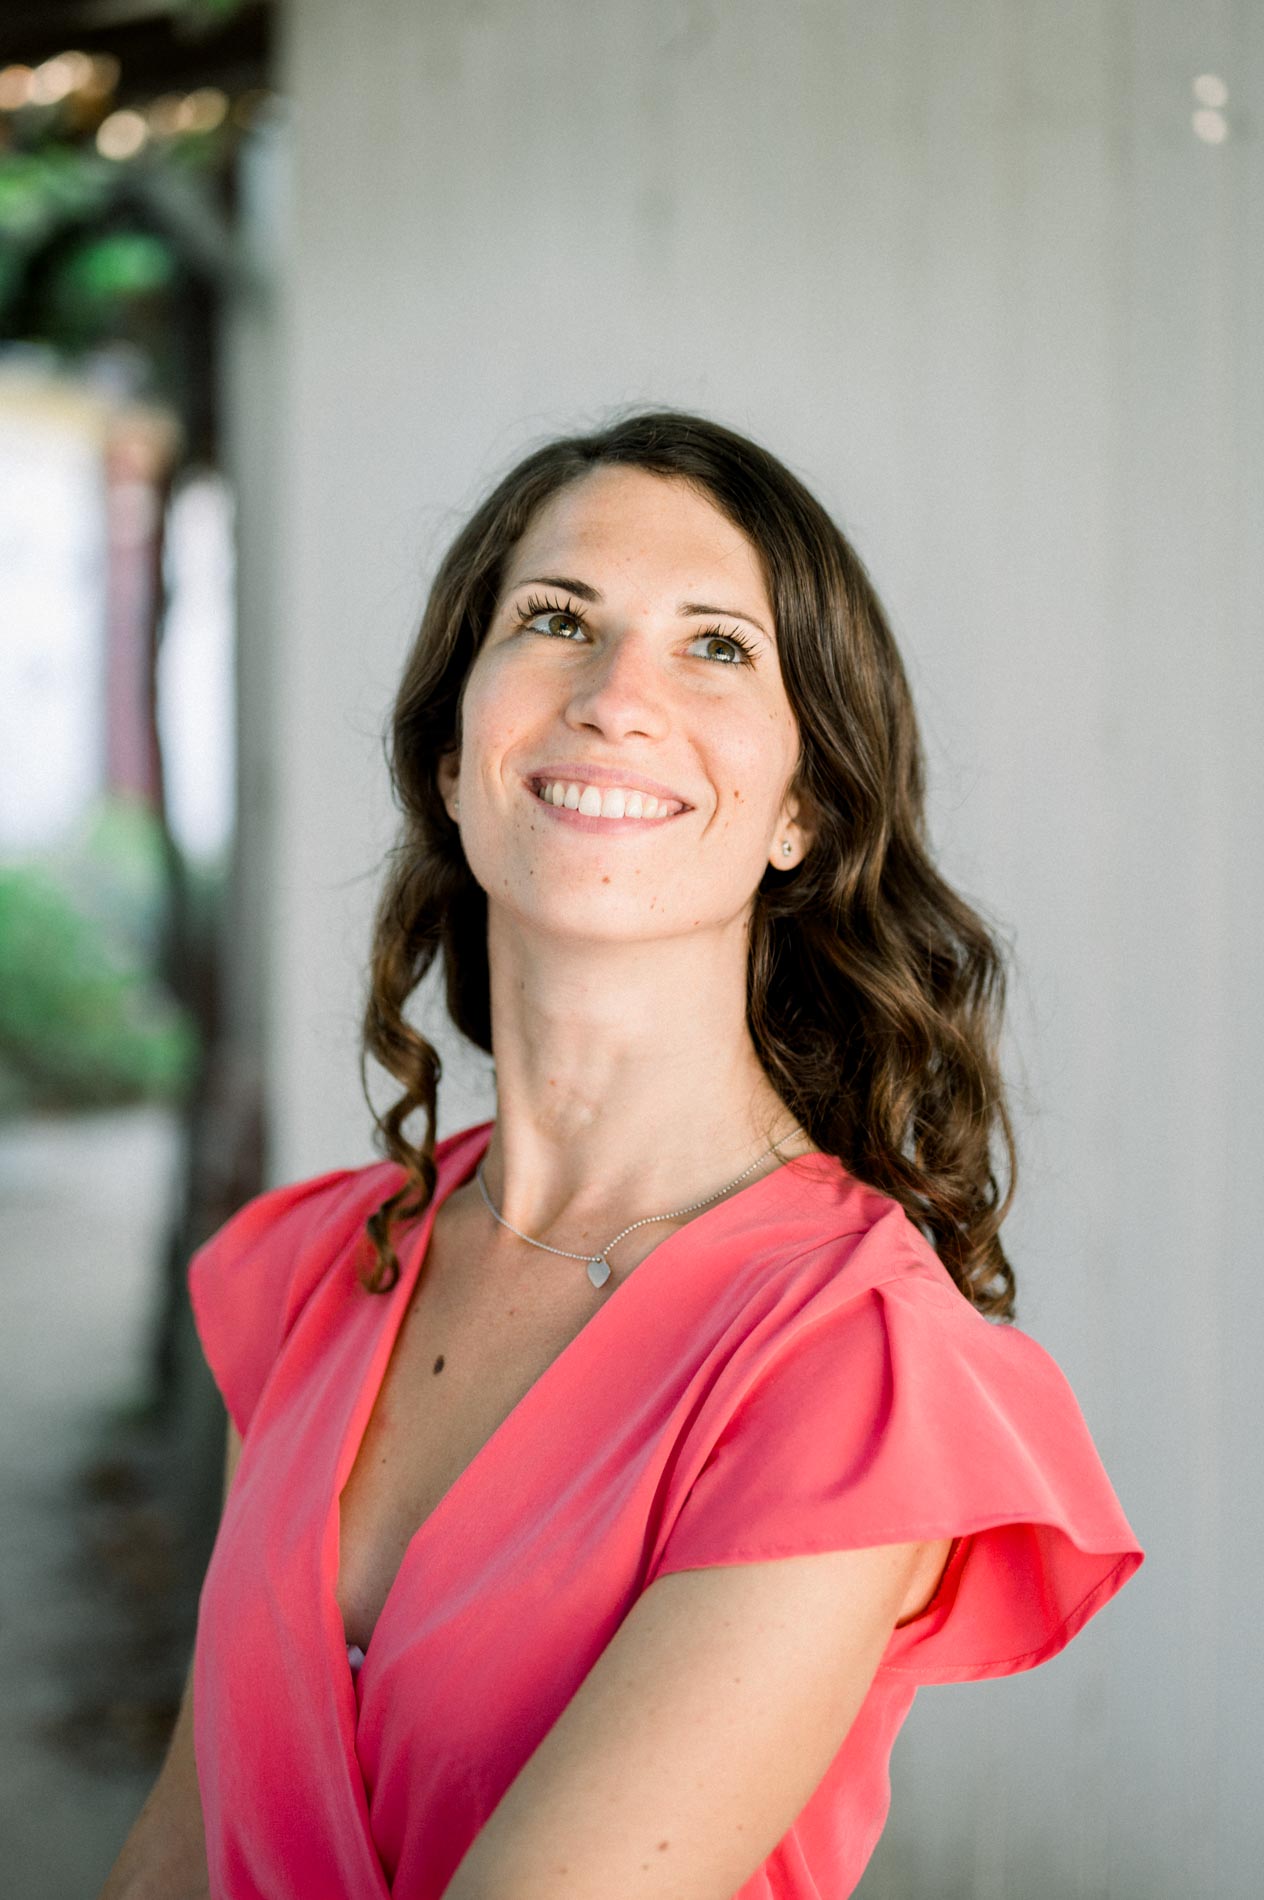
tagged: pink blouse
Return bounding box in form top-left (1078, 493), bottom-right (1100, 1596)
top-left (189, 1117), bottom-right (1145, 1898)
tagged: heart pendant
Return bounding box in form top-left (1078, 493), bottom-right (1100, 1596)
top-left (586, 1254), bottom-right (612, 1289)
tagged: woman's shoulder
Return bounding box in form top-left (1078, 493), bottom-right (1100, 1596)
top-left (199, 1116), bottom-right (496, 1256)
top-left (777, 1152), bottom-right (961, 1306)
top-left (771, 1168), bottom-right (1125, 1522)
top-left (653, 1158), bottom-right (1146, 1681)
top-left (762, 1156), bottom-right (1078, 1414)
top-left (186, 1123), bottom-right (491, 1437)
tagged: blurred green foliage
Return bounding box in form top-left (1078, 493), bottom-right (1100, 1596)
top-left (0, 146), bottom-right (195, 339)
top-left (0, 145), bottom-right (110, 240)
top-left (0, 146), bottom-right (111, 324)
top-left (0, 797), bottom-right (200, 1116)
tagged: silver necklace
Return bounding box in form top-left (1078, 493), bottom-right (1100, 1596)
top-left (474, 1125), bottom-right (808, 1289)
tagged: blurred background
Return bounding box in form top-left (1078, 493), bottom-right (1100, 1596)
top-left (0, 1), bottom-right (1257, 1895)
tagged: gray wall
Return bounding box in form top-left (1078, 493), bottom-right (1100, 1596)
top-left (251, 1), bottom-right (1261, 1892)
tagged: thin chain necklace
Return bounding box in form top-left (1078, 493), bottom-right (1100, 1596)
top-left (474, 1125), bottom-right (809, 1289)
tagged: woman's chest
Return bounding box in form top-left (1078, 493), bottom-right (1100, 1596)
top-left (334, 1212), bottom-right (621, 1653)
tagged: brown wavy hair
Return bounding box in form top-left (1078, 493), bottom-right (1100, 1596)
top-left (359, 406), bottom-right (1019, 1320)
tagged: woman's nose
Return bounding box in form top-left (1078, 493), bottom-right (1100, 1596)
top-left (564, 629), bottom-right (670, 733)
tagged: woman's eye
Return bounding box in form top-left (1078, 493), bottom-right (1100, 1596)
top-left (520, 606), bottom-right (586, 641)
top-left (689, 631), bottom-right (749, 666)
top-left (515, 599), bottom-right (756, 667)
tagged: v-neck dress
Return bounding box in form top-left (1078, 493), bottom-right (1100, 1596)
top-left (188, 1118), bottom-right (1145, 1900)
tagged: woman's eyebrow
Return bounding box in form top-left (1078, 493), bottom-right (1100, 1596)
top-left (507, 574), bottom-right (771, 641)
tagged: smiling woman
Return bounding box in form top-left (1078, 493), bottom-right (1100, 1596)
top-left (100, 408), bottom-right (1145, 1900)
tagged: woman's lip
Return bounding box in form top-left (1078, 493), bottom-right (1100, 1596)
top-left (523, 767), bottom-right (692, 807)
top-left (522, 778), bottom-right (690, 830)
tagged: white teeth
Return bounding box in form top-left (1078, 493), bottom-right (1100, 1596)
top-left (534, 779), bottom-right (681, 820)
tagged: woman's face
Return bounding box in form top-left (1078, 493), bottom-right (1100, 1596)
top-left (438, 464), bottom-right (812, 946)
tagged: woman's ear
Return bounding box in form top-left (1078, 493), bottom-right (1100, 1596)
top-left (770, 791), bottom-right (816, 870)
top-left (436, 747), bottom-right (460, 816)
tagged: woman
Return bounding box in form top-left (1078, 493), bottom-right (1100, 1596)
top-left (103, 408), bottom-right (1144, 1899)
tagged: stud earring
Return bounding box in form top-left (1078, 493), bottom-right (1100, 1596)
top-left (781, 840), bottom-right (792, 858)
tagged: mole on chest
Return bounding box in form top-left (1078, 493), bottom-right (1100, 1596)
top-left (334, 1277), bottom-right (596, 1651)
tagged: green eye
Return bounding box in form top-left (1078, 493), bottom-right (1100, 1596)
top-left (521, 604), bottom-right (585, 641)
top-left (513, 593), bottom-right (759, 667)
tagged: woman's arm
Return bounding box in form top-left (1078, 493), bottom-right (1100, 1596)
top-left (444, 1535), bottom-right (951, 1900)
top-left (97, 1416), bottom-right (243, 1900)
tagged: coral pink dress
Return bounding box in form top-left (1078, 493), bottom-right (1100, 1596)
top-left (189, 1118), bottom-right (1144, 1899)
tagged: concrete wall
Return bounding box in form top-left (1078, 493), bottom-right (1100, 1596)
top-left (257, 2), bottom-right (1262, 1891)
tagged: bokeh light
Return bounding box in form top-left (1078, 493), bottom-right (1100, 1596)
top-left (30, 53), bottom-right (92, 106)
top-left (1192, 107), bottom-right (1229, 144)
top-left (96, 109), bottom-right (150, 161)
top-left (0, 65), bottom-right (35, 110)
top-left (175, 87), bottom-right (229, 134)
top-left (1192, 72), bottom-right (1229, 107)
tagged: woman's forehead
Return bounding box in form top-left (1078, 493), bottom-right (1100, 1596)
top-left (507, 468), bottom-right (771, 613)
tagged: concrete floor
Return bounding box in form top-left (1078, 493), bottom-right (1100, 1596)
top-left (0, 1106), bottom-right (186, 1898)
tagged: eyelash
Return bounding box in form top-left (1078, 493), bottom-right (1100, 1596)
top-left (513, 592), bottom-right (761, 668)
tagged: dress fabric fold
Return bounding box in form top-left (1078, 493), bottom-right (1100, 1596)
top-left (188, 1118), bottom-right (1145, 1899)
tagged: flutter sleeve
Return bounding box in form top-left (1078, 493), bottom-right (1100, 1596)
top-left (187, 1166), bottom-right (363, 1439)
top-left (649, 1268), bottom-right (1145, 1685)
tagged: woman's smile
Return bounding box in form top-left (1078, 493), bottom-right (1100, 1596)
top-left (522, 773), bottom-right (692, 833)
